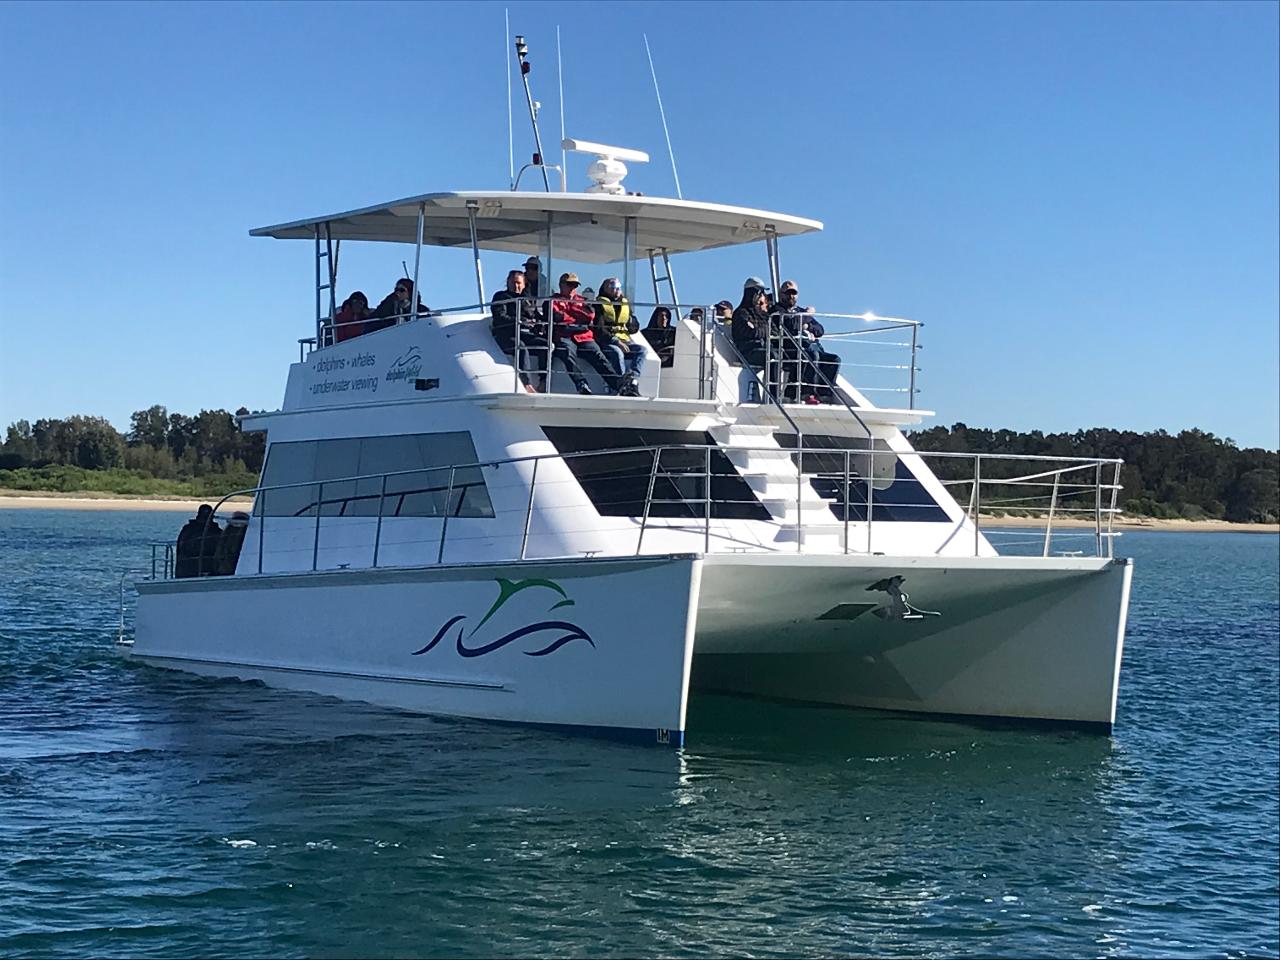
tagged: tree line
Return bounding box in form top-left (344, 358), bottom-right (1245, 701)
top-left (0, 406), bottom-right (265, 498)
top-left (909, 424), bottom-right (1278, 523)
top-left (0, 410), bottom-right (1275, 522)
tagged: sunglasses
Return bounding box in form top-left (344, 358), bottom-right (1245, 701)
top-left (395, 286), bottom-right (409, 293)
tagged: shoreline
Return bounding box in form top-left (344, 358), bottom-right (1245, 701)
top-left (0, 491), bottom-right (1274, 532)
top-left (0, 491), bottom-right (255, 513)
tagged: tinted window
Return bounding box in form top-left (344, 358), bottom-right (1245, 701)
top-left (258, 433), bottom-right (494, 519)
top-left (776, 433), bottom-right (950, 523)
top-left (541, 426), bottom-right (770, 521)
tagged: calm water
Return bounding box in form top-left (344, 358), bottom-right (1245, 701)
top-left (0, 509), bottom-right (1276, 959)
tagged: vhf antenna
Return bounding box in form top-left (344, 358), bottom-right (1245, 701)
top-left (514, 35), bottom-right (551, 192)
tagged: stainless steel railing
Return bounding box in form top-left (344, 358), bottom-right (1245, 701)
top-left (153, 443), bottom-right (1124, 581)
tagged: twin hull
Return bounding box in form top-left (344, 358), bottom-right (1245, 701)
top-left (128, 553), bottom-right (1132, 744)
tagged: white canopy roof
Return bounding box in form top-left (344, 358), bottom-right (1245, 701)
top-left (250, 191), bottom-right (823, 263)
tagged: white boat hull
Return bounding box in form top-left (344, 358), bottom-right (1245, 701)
top-left (127, 551), bottom-right (1131, 741)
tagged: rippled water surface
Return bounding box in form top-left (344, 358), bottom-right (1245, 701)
top-left (1, 509), bottom-right (1277, 958)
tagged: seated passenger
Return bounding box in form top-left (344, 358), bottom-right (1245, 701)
top-left (175, 504), bottom-right (222, 578)
top-left (593, 277), bottom-right (643, 397)
top-left (492, 269), bottom-right (551, 391)
top-left (731, 278), bottom-right (781, 400)
top-left (333, 291), bottom-right (371, 343)
top-left (777, 280), bottom-right (841, 403)
top-left (641, 306), bottom-right (676, 368)
top-left (367, 279), bottom-right (431, 334)
top-left (548, 272), bottom-right (621, 396)
top-left (523, 256), bottom-right (547, 299)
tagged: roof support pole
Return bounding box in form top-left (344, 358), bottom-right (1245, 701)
top-left (314, 226), bottom-right (323, 347)
top-left (466, 201), bottom-right (485, 306)
top-left (544, 211), bottom-right (554, 295)
top-left (622, 216), bottom-right (636, 303)
top-left (412, 202), bottom-right (425, 322)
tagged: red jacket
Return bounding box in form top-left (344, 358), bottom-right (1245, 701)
top-left (549, 294), bottom-right (596, 343)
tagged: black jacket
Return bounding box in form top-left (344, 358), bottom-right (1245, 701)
top-left (175, 517), bottom-right (222, 578)
top-left (490, 290), bottom-right (543, 344)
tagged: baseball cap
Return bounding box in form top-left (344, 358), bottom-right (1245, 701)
top-left (524, 256), bottom-right (541, 268)
top-left (559, 272), bottom-right (580, 285)
top-left (743, 276), bottom-right (765, 290)
top-left (780, 279), bottom-right (798, 292)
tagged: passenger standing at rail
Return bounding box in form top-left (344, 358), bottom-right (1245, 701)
top-left (731, 279), bottom-right (781, 400)
top-left (523, 256), bottom-right (547, 299)
top-left (548, 273), bottom-right (621, 395)
top-left (175, 504), bottom-right (222, 578)
top-left (593, 277), bottom-right (644, 396)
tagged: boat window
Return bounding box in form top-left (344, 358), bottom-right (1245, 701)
top-left (776, 433), bottom-right (951, 522)
top-left (541, 426), bottom-right (771, 521)
top-left (256, 432), bottom-right (494, 519)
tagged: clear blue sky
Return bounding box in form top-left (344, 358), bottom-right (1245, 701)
top-left (1, 0), bottom-right (1277, 448)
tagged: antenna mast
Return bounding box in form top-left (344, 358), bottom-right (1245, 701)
top-left (505, 9), bottom-right (514, 188)
top-left (557, 25), bottom-right (567, 192)
top-left (514, 34), bottom-right (551, 192)
top-left (644, 34), bottom-right (683, 200)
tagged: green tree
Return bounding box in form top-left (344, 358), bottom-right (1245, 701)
top-left (127, 405), bottom-right (169, 450)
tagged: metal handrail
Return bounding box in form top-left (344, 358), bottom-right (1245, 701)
top-left (186, 443), bottom-right (1124, 579)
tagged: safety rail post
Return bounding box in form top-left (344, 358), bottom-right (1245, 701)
top-left (437, 467), bottom-right (457, 564)
top-left (1108, 461), bottom-right (1123, 558)
top-left (866, 447), bottom-right (875, 554)
top-left (312, 481), bottom-right (324, 571)
top-left (704, 446), bottom-right (712, 554)
top-left (796, 443), bottom-right (804, 554)
top-left (1094, 462), bottom-right (1103, 557)
top-left (1042, 471), bottom-right (1061, 557)
top-left (150, 545), bottom-right (157, 580)
top-left (973, 456), bottom-right (982, 557)
top-left (520, 459), bottom-right (539, 560)
top-left (843, 450), bottom-right (851, 555)
top-left (635, 447), bottom-right (662, 555)
top-left (372, 474), bottom-right (388, 568)
top-left (257, 489), bottom-right (266, 574)
top-left (909, 324), bottom-right (918, 409)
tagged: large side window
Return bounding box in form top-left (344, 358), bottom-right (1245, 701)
top-left (776, 433), bottom-right (951, 522)
top-left (257, 432), bottom-right (494, 519)
top-left (541, 426), bottom-right (770, 521)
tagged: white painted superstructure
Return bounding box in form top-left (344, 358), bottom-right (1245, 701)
top-left (122, 184), bottom-right (1132, 747)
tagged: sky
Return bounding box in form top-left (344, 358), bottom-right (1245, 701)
top-left (0, 0), bottom-right (1277, 449)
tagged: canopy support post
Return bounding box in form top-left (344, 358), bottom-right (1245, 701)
top-left (622, 217), bottom-right (636, 303)
top-left (466, 201), bottom-right (485, 306)
top-left (412, 202), bottom-right (425, 321)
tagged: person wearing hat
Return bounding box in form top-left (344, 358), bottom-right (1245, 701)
top-left (732, 277), bottom-right (783, 402)
top-left (369, 278), bottom-right (432, 333)
top-left (547, 272), bottom-right (622, 395)
top-left (775, 279), bottom-right (840, 403)
top-left (592, 277), bottom-right (644, 396)
top-left (522, 256), bottom-right (547, 299)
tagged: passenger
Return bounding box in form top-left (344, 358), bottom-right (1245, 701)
top-left (523, 256), bottom-right (547, 300)
top-left (175, 504), bottom-right (222, 578)
top-left (548, 272), bottom-right (621, 395)
top-left (367, 279), bottom-right (431, 334)
top-left (642, 306), bottom-right (676, 368)
top-left (777, 280), bottom-right (841, 402)
top-left (333, 291), bottom-right (371, 343)
top-left (714, 300), bottom-right (733, 325)
top-left (212, 511), bottom-right (250, 576)
top-left (687, 306), bottom-right (706, 327)
top-left (491, 269), bottom-right (551, 391)
top-left (731, 278), bottom-right (781, 400)
top-left (593, 277), bottom-right (644, 396)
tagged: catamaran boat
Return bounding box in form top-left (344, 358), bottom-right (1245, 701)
top-left (119, 140), bottom-right (1132, 746)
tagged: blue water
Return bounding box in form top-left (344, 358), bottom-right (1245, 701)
top-left (1, 509), bottom-right (1277, 958)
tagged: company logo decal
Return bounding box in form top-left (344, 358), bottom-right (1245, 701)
top-left (412, 578), bottom-right (596, 659)
top-left (386, 347), bottom-right (424, 384)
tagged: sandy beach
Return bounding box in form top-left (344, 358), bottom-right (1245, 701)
top-left (0, 491), bottom-right (255, 513)
top-left (0, 490), bottom-right (1274, 532)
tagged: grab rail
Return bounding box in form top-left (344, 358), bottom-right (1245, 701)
top-left (163, 444), bottom-right (1125, 580)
